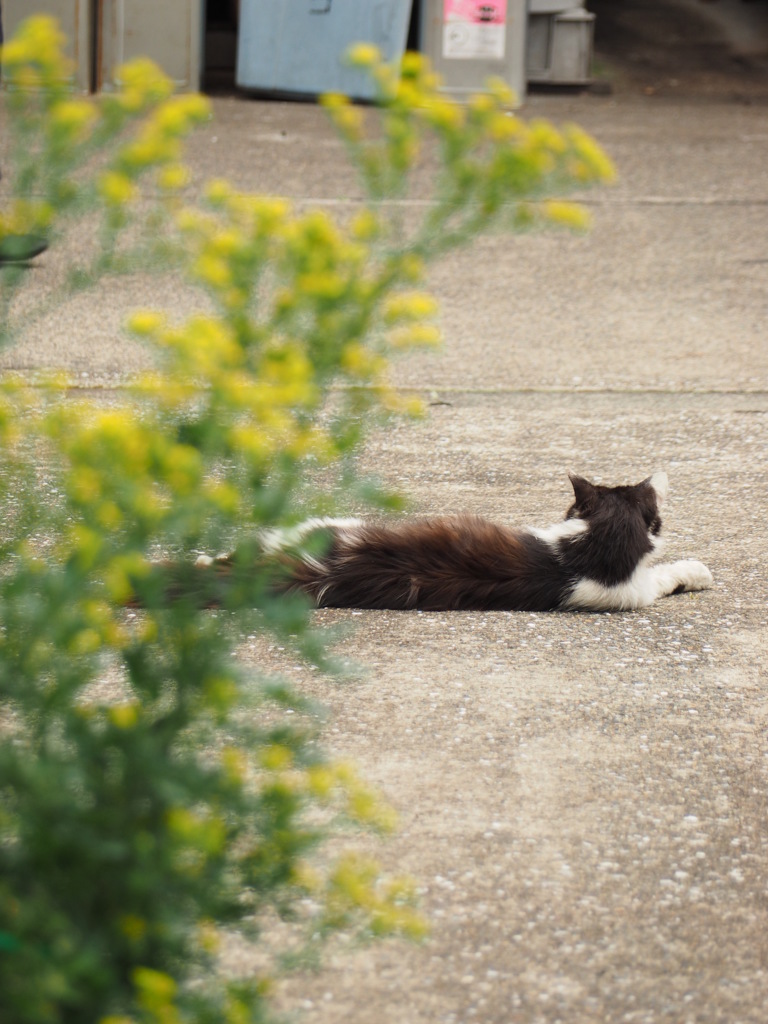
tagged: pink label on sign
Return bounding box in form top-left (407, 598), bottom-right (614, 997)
top-left (442, 1), bottom-right (507, 59)
top-left (443, 1), bottom-right (507, 25)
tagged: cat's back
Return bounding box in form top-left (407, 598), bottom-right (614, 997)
top-left (316, 514), bottom-right (568, 611)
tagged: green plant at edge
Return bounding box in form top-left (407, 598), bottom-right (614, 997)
top-left (0, 17), bottom-right (615, 1024)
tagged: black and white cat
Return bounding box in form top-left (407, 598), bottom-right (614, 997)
top-left (196, 471), bottom-right (713, 612)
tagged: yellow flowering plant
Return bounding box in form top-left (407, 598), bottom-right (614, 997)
top-left (332, 44), bottom-right (614, 244)
top-left (0, 18), bottom-right (614, 1024)
top-left (0, 17), bottom-right (209, 333)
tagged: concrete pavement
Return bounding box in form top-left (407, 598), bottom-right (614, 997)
top-left (2, 82), bottom-right (767, 1022)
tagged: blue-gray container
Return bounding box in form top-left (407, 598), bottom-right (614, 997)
top-left (236, 0), bottom-right (413, 100)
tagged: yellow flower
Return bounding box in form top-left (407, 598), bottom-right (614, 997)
top-left (118, 914), bottom-right (147, 941)
top-left (69, 465), bottom-right (102, 503)
top-left (306, 764), bottom-right (336, 798)
top-left (341, 342), bottom-right (385, 379)
top-left (103, 552), bottom-right (151, 603)
top-left (197, 919), bottom-right (221, 954)
top-left (156, 162), bottom-right (191, 191)
top-left (204, 178), bottom-right (234, 205)
top-left (115, 57), bottom-right (174, 104)
top-left (133, 967), bottom-right (180, 1022)
top-left (203, 676), bottom-right (238, 713)
top-left (0, 39), bottom-right (31, 67)
top-left (1, 199), bottom-right (54, 235)
top-left (99, 171), bottom-right (137, 207)
top-left (118, 135), bottom-right (173, 171)
top-left (298, 270), bottom-right (347, 301)
top-left (48, 98), bottom-right (98, 142)
top-left (175, 93), bottom-right (211, 122)
top-left (152, 96), bottom-right (209, 136)
top-left (543, 200), bottom-right (592, 231)
top-left (528, 118), bottom-right (567, 155)
top-left (397, 252), bottom-right (425, 283)
top-left (179, 316), bottom-right (241, 370)
top-left (292, 860), bottom-right (323, 893)
top-left (320, 91), bottom-right (351, 111)
top-left (162, 443), bottom-right (202, 495)
top-left (202, 479), bottom-right (240, 515)
top-left (347, 786), bottom-right (398, 832)
top-left (175, 207), bottom-right (210, 234)
top-left (166, 807), bottom-right (226, 855)
top-left (228, 424), bottom-right (274, 466)
top-left (194, 252), bottom-right (232, 289)
top-left (20, 15), bottom-right (66, 59)
top-left (485, 76), bottom-right (517, 107)
top-left (346, 42), bottom-right (381, 68)
top-left (220, 746), bottom-right (247, 784)
top-left (489, 112), bottom-right (524, 141)
top-left (383, 291), bottom-right (439, 324)
top-left (133, 967), bottom-right (177, 998)
top-left (96, 500), bottom-right (123, 529)
top-left (564, 123), bottom-right (616, 182)
top-left (417, 97), bottom-right (466, 134)
top-left (327, 103), bottom-right (363, 139)
top-left (127, 310), bottom-right (165, 337)
top-left (1, 16), bottom-right (72, 79)
top-left (400, 51), bottom-right (426, 79)
top-left (468, 92), bottom-right (495, 118)
top-left (108, 703), bottom-right (140, 729)
top-left (259, 744), bottom-right (293, 771)
top-left (68, 523), bottom-right (104, 568)
top-left (350, 209), bottom-right (381, 241)
top-left (390, 323), bottom-right (441, 349)
top-left (372, 62), bottom-right (399, 98)
top-left (69, 628), bottom-right (103, 655)
top-left (210, 228), bottom-right (243, 256)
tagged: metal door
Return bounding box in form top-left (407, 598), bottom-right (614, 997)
top-left (2, 0), bottom-right (92, 92)
top-left (97, 0), bottom-right (202, 91)
top-left (236, 0), bottom-right (412, 100)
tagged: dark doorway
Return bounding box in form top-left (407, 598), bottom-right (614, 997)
top-left (203, 0), bottom-right (239, 92)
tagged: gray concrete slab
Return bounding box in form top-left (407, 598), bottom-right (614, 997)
top-left (2, 84), bottom-right (767, 1022)
top-left (258, 387), bottom-right (768, 1024)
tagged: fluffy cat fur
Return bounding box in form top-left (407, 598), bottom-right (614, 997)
top-left (193, 472), bottom-right (713, 613)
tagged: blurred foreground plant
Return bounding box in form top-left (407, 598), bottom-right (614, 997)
top-left (0, 18), bottom-right (614, 1024)
top-left (0, 16), bottom-right (209, 337)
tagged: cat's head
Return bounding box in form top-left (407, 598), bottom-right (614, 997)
top-left (566, 471), bottom-right (667, 538)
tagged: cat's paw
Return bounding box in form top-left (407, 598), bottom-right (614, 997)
top-left (675, 560), bottom-right (713, 592)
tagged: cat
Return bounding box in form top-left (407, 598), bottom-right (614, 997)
top-left (193, 471), bottom-right (713, 612)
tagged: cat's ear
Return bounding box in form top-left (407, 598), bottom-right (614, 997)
top-left (646, 471), bottom-right (669, 504)
top-left (568, 472), bottom-right (596, 510)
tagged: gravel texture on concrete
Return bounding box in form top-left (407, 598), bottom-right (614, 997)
top-left (2, 73), bottom-right (767, 1023)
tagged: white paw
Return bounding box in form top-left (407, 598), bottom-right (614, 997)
top-left (676, 560), bottom-right (713, 592)
top-left (194, 552), bottom-right (231, 568)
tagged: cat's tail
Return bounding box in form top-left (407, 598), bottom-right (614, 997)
top-left (124, 551), bottom-right (306, 610)
top-left (123, 521), bottom-right (351, 609)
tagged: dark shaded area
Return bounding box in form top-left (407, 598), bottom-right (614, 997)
top-left (589, 0), bottom-right (768, 96)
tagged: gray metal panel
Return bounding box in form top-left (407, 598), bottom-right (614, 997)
top-left (418, 0), bottom-right (526, 101)
top-left (2, 0), bottom-right (92, 92)
top-left (527, 8), bottom-right (594, 83)
top-left (98, 0), bottom-right (202, 91)
top-left (236, 0), bottom-right (412, 100)
top-left (525, 13), bottom-right (551, 77)
top-left (528, 0), bottom-right (583, 13)
top-left (549, 9), bottom-right (593, 83)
